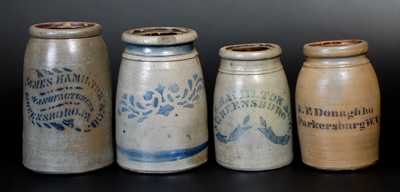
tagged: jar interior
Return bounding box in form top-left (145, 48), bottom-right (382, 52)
top-left (226, 43), bottom-right (273, 52)
top-left (131, 28), bottom-right (187, 36)
top-left (35, 22), bottom-right (95, 29)
top-left (308, 40), bottom-right (363, 47)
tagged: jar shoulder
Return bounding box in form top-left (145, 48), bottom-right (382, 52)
top-left (296, 63), bottom-right (380, 101)
top-left (214, 70), bottom-right (291, 98)
top-left (297, 62), bottom-right (378, 86)
top-left (24, 36), bottom-right (108, 68)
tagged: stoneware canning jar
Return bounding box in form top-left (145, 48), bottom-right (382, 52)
top-left (214, 43), bottom-right (293, 171)
top-left (23, 21), bottom-right (113, 174)
top-left (116, 27), bottom-right (208, 173)
top-left (296, 39), bottom-right (380, 170)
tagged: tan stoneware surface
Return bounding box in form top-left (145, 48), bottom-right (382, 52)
top-left (296, 39), bottom-right (380, 171)
top-left (214, 43), bottom-right (293, 171)
top-left (116, 27), bottom-right (208, 173)
top-left (23, 21), bottom-right (114, 174)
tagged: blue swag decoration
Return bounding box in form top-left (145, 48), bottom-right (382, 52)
top-left (215, 115), bottom-right (291, 145)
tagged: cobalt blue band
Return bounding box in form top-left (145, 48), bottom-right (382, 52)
top-left (117, 141), bottom-right (207, 162)
top-left (125, 42), bottom-right (194, 56)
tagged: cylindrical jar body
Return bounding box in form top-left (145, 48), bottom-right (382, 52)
top-left (296, 40), bottom-right (380, 170)
top-left (116, 27), bottom-right (208, 173)
top-left (214, 43), bottom-right (293, 171)
top-left (23, 22), bottom-right (113, 174)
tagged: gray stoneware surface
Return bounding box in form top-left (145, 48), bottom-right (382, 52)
top-left (116, 27), bottom-right (208, 173)
top-left (214, 43), bottom-right (293, 171)
top-left (23, 22), bottom-right (113, 174)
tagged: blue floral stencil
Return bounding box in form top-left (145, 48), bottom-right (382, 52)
top-left (215, 115), bottom-right (291, 145)
top-left (118, 74), bottom-right (204, 123)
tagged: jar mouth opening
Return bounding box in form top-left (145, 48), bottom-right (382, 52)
top-left (225, 43), bottom-right (274, 52)
top-left (308, 39), bottom-right (363, 47)
top-left (130, 27), bottom-right (188, 36)
top-left (34, 22), bottom-right (95, 29)
top-left (122, 27), bottom-right (198, 45)
top-left (219, 43), bottom-right (281, 60)
top-left (29, 21), bottom-right (102, 39)
top-left (304, 39), bottom-right (368, 58)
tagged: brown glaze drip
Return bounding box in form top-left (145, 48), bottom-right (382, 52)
top-left (36, 22), bottom-right (95, 29)
top-left (226, 44), bottom-right (273, 52)
top-left (132, 28), bottom-right (187, 36)
top-left (309, 40), bottom-right (363, 47)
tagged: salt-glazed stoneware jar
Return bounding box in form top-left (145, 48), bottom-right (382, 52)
top-left (296, 39), bottom-right (380, 170)
top-left (116, 27), bottom-right (208, 173)
top-left (214, 43), bottom-right (293, 171)
top-left (23, 22), bottom-right (113, 174)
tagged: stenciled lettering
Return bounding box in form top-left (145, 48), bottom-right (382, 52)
top-left (24, 67), bottom-right (106, 132)
top-left (297, 105), bottom-right (379, 131)
top-left (214, 89), bottom-right (289, 128)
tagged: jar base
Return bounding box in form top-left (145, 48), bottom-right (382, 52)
top-left (216, 159), bottom-right (292, 172)
top-left (302, 159), bottom-right (378, 171)
top-left (22, 160), bottom-right (114, 174)
top-left (117, 158), bottom-right (207, 174)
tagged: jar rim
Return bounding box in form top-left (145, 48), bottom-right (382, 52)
top-left (122, 27), bottom-right (198, 45)
top-left (303, 39), bottom-right (368, 58)
top-left (219, 43), bottom-right (282, 60)
top-left (29, 21), bottom-right (102, 39)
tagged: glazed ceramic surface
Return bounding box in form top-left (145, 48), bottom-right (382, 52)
top-left (116, 27), bottom-right (208, 173)
top-left (214, 43), bottom-right (293, 171)
top-left (296, 39), bottom-right (380, 170)
top-left (23, 22), bottom-right (113, 174)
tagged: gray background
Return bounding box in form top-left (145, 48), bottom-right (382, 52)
top-left (3, 0), bottom-right (400, 167)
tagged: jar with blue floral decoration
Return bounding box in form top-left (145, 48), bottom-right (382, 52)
top-left (116, 27), bottom-right (208, 173)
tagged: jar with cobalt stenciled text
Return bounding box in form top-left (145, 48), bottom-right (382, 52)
top-left (116, 27), bottom-right (208, 173)
top-left (214, 43), bottom-right (293, 171)
top-left (296, 39), bottom-right (380, 170)
top-left (23, 22), bottom-right (113, 174)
